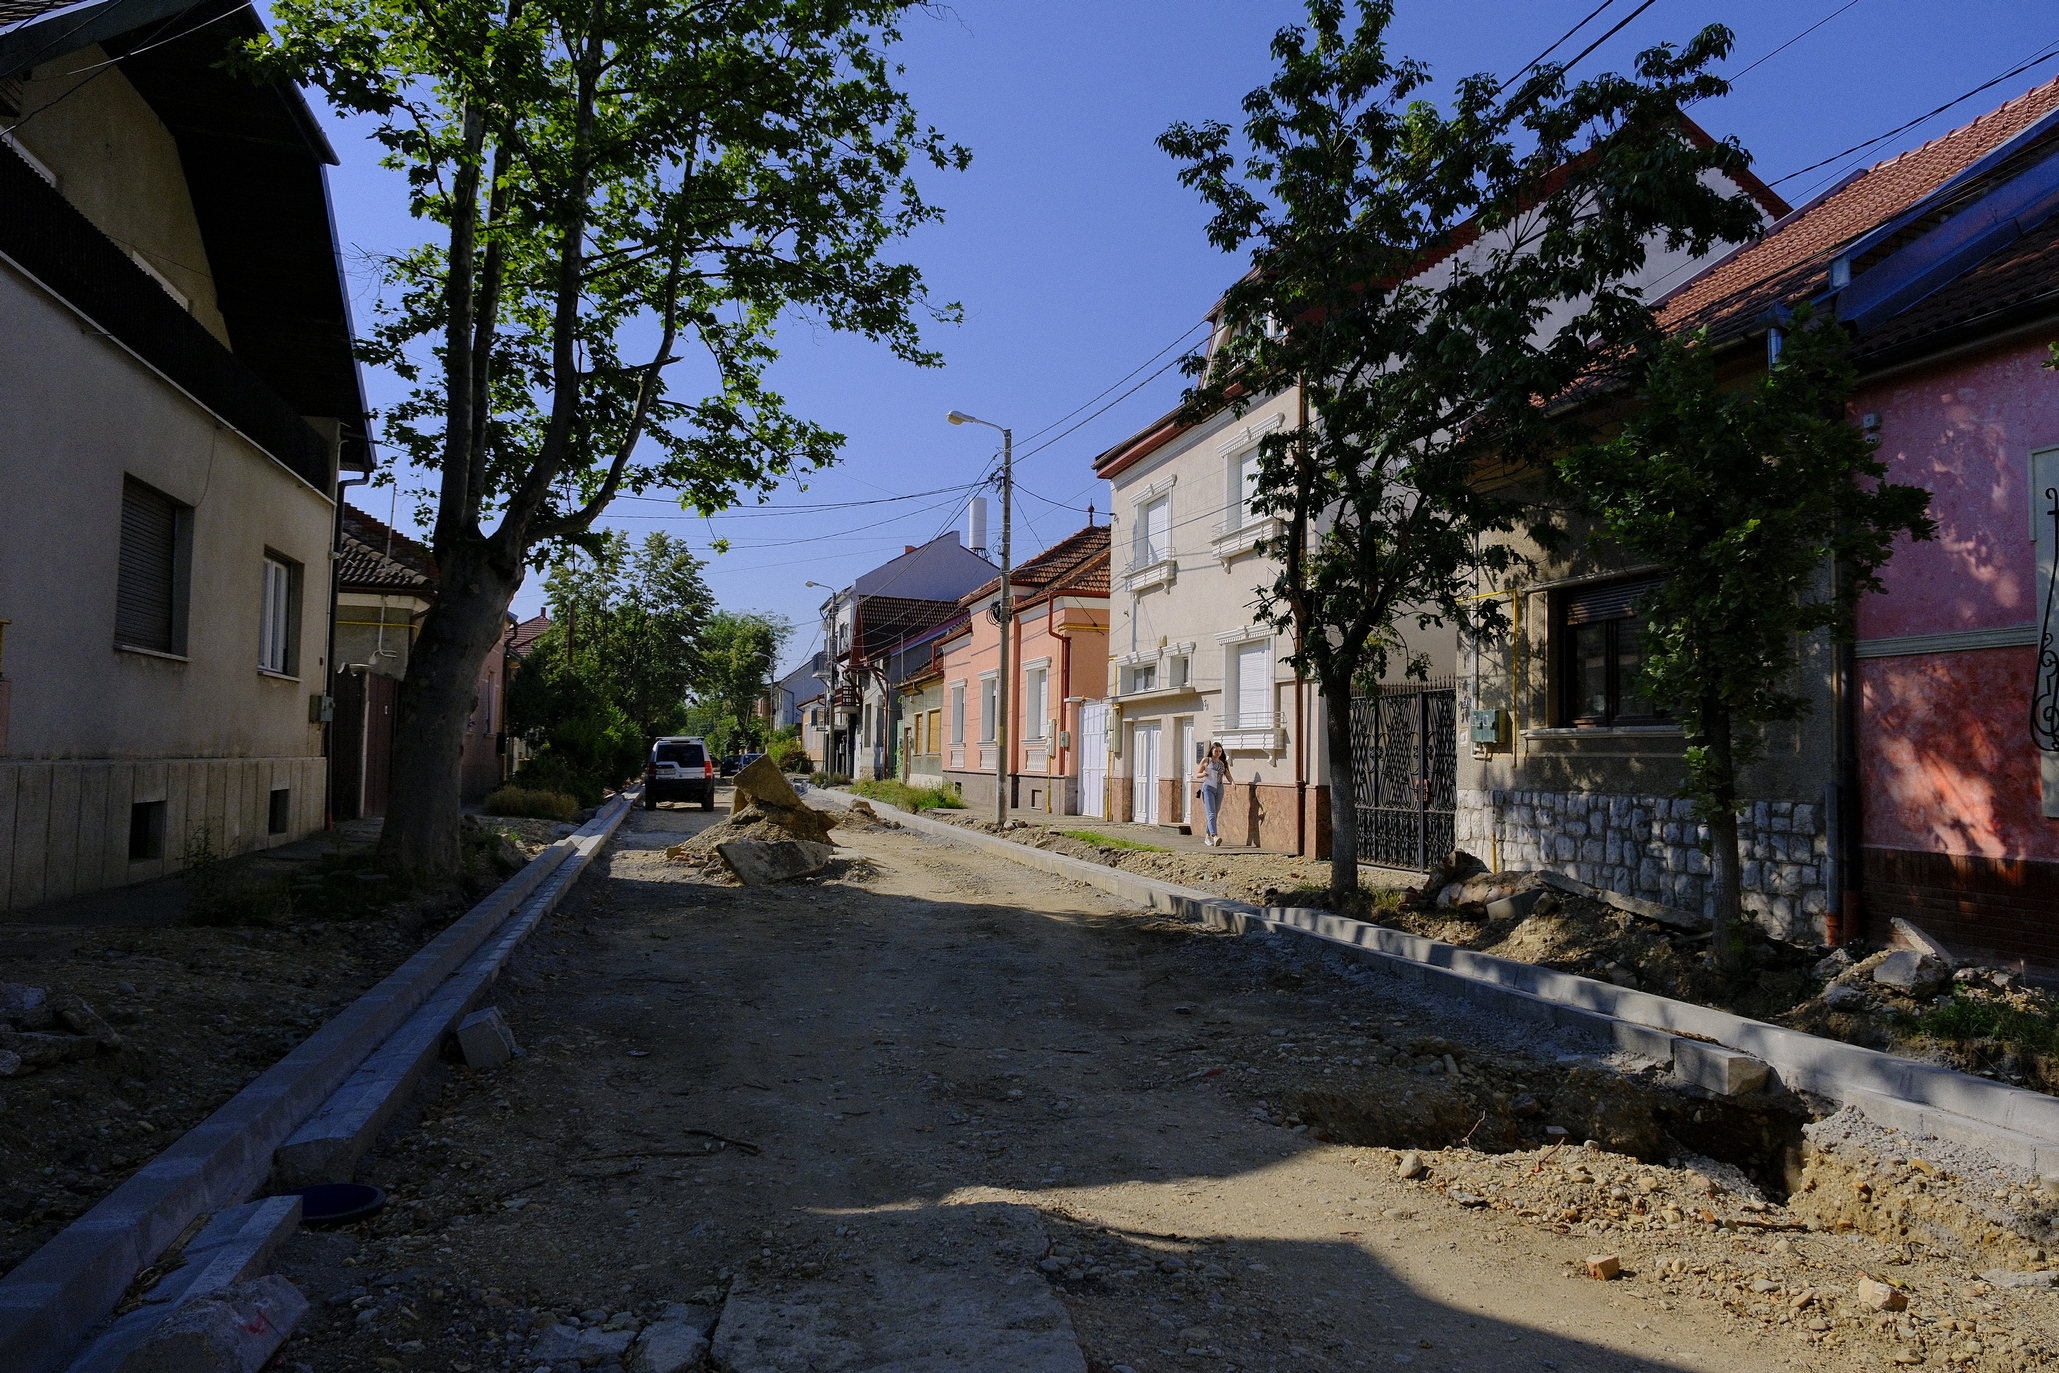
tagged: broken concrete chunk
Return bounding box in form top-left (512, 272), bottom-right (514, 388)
top-left (1813, 947), bottom-right (1855, 979)
top-left (1981, 1269), bottom-right (2059, 1289)
top-left (51, 993), bottom-right (123, 1049)
top-left (1889, 917), bottom-right (1954, 963)
top-left (717, 839), bottom-right (833, 886)
top-left (630, 1319), bottom-right (710, 1373)
top-left (455, 1006), bottom-right (519, 1069)
top-left (0, 1026), bottom-right (100, 1065)
top-left (1672, 1039), bottom-right (1772, 1096)
top-left (532, 1323), bottom-right (636, 1366)
top-left (1824, 981), bottom-right (1869, 1010)
top-left (0, 982), bottom-right (51, 1028)
top-left (123, 1274), bottom-right (308, 1373)
top-left (1857, 1276), bottom-right (1909, 1311)
top-left (1872, 950), bottom-right (1951, 998)
top-left (0, 1051), bottom-right (18, 1077)
top-left (1586, 1254), bottom-right (1622, 1281)
top-left (732, 754), bottom-right (806, 813)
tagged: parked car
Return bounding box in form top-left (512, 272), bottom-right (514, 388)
top-left (643, 737), bottom-right (715, 810)
top-left (735, 752), bottom-right (766, 774)
top-left (718, 754), bottom-right (743, 777)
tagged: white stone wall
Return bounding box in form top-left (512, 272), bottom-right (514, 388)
top-left (1455, 788), bottom-right (1827, 942)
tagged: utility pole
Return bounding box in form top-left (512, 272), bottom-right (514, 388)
top-left (947, 411), bottom-right (1012, 826)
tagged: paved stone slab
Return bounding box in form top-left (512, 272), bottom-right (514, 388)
top-left (717, 839), bottom-right (833, 886)
top-left (711, 1203), bottom-right (1085, 1373)
top-left (119, 1275), bottom-right (305, 1373)
top-left (0, 798), bottom-right (630, 1373)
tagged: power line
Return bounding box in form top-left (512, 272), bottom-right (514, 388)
top-left (1555, 0), bottom-right (1665, 79)
top-left (614, 480), bottom-right (984, 517)
top-left (1725, 0), bottom-right (1862, 87)
top-left (1769, 40), bottom-right (2059, 188)
top-left (1014, 320), bottom-right (1210, 447)
top-left (1495, 0), bottom-right (1621, 97)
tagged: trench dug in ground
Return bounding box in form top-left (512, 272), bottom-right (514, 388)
top-left (1287, 1051), bottom-right (1813, 1199)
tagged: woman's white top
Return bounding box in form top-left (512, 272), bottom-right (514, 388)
top-left (1200, 758), bottom-right (1228, 788)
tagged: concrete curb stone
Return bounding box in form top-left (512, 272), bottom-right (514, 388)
top-left (815, 789), bottom-right (2059, 1172)
top-left (3, 795), bottom-right (631, 1373)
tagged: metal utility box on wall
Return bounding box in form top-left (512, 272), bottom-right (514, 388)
top-left (1468, 708), bottom-right (1507, 746)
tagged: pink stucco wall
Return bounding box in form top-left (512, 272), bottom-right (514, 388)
top-left (1854, 342), bottom-right (2058, 640)
top-left (1854, 339), bottom-right (2059, 860)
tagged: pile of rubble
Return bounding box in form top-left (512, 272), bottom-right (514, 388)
top-left (663, 757), bottom-right (840, 886)
top-left (0, 981), bottom-right (122, 1076)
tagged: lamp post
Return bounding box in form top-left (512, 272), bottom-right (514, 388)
top-left (947, 410), bottom-right (1011, 825)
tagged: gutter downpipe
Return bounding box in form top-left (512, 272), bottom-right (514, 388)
top-left (326, 464), bottom-right (372, 830)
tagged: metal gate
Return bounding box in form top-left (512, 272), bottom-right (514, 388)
top-left (1350, 682), bottom-right (1457, 871)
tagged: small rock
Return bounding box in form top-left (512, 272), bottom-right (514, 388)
top-left (533, 1324), bottom-right (635, 1366)
top-left (629, 1319), bottom-right (708, 1373)
top-left (49, 994), bottom-right (122, 1049)
top-left (1857, 1276), bottom-right (1909, 1311)
top-left (454, 1007), bottom-right (520, 1069)
top-left (1751, 1278), bottom-right (1780, 1294)
top-left (1813, 947), bottom-right (1855, 979)
top-left (1980, 1269), bottom-right (2059, 1289)
top-left (1824, 982), bottom-right (1869, 1011)
top-left (1586, 1254), bottom-right (1621, 1281)
top-left (1873, 950), bottom-right (1951, 998)
top-left (1397, 1151), bottom-right (1425, 1180)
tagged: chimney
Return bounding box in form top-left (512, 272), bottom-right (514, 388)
top-left (968, 496), bottom-right (988, 557)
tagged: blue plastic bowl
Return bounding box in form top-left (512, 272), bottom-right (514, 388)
top-left (276, 1182), bottom-right (386, 1227)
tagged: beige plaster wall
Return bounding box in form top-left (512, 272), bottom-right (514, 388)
top-left (6, 48), bottom-right (231, 345)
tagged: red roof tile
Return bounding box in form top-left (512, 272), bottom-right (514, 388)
top-left (960, 525), bottom-right (1112, 604)
top-left (1659, 75), bottom-right (2059, 342)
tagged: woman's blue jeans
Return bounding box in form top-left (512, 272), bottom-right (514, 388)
top-left (1201, 783), bottom-right (1223, 837)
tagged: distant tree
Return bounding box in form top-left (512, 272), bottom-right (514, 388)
top-left (1160, 0), bottom-right (1767, 894)
top-left (1556, 314), bottom-right (1935, 969)
top-left (249, 0), bottom-right (967, 873)
top-left (508, 531), bottom-right (714, 796)
top-left (692, 611), bottom-right (791, 754)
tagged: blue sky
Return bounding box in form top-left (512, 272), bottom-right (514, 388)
top-left (311, 0), bottom-right (2059, 675)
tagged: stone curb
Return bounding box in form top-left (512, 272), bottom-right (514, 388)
top-left (817, 790), bottom-right (2059, 1172)
top-left (273, 806), bottom-right (627, 1186)
top-left (2, 795), bottom-right (633, 1373)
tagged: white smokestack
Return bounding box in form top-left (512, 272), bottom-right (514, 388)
top-left (967, 496), bottom-right (988, 557)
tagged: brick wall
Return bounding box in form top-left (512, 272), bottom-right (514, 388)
top-left (1862, 846), bottom-right (2059, 968)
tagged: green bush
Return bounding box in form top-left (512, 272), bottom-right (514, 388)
top-left (810, 771), bottom-right (852, 787)
top-left (1916, 997), bottom-right (2059, 1056)
top-left (1055, 828), bottom-right (1169, 852)
top-left (482, 786), bottom-right (582, 821)
top-left (854, 778), bottom-right (965, 811)
top-left (769, 738), bottom-right (811, 773)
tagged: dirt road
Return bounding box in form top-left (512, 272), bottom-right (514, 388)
top-left (267, 799), bottom-right (1976, 1372)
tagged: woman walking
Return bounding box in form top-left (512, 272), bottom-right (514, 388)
top-left (1195, 742), bottom-right (1231, 847)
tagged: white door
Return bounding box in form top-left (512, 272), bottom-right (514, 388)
top-left (1177, 718), bottom-right (1194, 824)
top-left (1079, 701), bottom-right (1108, 818)
top-left (1132, 722), bottom-right (1161, 825)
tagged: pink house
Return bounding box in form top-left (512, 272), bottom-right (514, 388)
top-left (1656, 75), bottom-right (2059, 962)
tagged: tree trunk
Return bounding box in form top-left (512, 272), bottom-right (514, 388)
top-left (1324, 670), bottom-right (1359, 895)
top-left (1702, 699), bottom-right (1746, 973)
top-left (378, 541), bottom-right (524, 874)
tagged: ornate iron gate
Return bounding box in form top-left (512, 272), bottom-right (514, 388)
top-left (1350, 682), bottom-right (1457, 871)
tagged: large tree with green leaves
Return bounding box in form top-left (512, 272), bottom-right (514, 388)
top-left (1557, 315), bottom-right (1934, 968)
top-left (249, 0), bottom-right (965, 872)
top-left (686, 609), bottom-right (791, 755)
top-left (1159, 0), bottom-right (1768, 894)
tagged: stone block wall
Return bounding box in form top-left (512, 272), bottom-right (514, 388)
top-left (1455, 788), bottom-right (1828, 942)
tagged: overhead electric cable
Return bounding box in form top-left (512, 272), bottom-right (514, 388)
top-left (1495, 0), bottom-right (1621, 97)
top-left (1725, 0), bottom-right (1863, 86)
top-left (1770, 40), bottom-right (2059, 187)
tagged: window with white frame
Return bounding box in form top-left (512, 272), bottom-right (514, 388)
top-left (259, 554), bottom-right (299, 675)
top-left (1025, 666), bottom-right (1048, 740)
top-left (950, 684), bottom-right (966, 744)
top-left (1168, 655), bottom-right (1190, 689)
top-left (1135, 495), bottom-right (1171, 566)
top-left (1233, 447), bottom-right (1262, 526)
top-left (1123, 662), bottom-right (1157, 694)
top-left (1229, 639), bottom-right (1271, 728)
top-left (979, 677), bottom-right (997, 742)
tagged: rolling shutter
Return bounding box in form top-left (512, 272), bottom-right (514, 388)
top-left (1563, 577), bottom-right (1660, 625)
top-left (1236, 641), bottom-right (1270, 727)
top-left (117, 478), bottom-right (177, 652)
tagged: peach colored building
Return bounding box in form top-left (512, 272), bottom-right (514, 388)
top-left (931, 526), bottom-right (1110, 813)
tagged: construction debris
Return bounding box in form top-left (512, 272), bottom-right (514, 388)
top-left (0, 982), bottom-right (117, 1075)
top-left (716, 839), bottom-right (834, 886)
top-left (664, 762), bottom-right (841, 881)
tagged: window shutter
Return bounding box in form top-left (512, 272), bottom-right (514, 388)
top-left (1236, 641), bottom-right (1270, 727)
top-left (1563, 577), bottom-right (1660, 625)
top-left (1145, 499), bottom-right (1170, 563)
top-left (117, 478), bottom-right (177, 652)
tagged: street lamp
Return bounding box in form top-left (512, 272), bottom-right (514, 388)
top-left (947, 410), bottom-right (1012, 826)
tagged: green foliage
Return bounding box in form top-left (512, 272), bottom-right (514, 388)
top-left (482, 785), bottom-right (581, 820)
top-left (853, 777), bottom-right (963, 811)
top-left (689, 610), bottom-right (792, 754)
top-left (766, 723), bottom-right (810, 773)
top-left (505, 635), bottom-right (641, 802)
top-left (810, 771), bottom-right (853, 787)
top-left (1055, 828), bottom-right (1169, 853)
top-left (1161, 0), bottom-right (1767, 891)
top-left (1556, 313), bottom-right (1935, 959)
top-left (1917, 997), bottom-right (2059, 1057)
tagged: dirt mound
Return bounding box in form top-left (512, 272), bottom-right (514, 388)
top-left (664, 807), bottom-right (840, 882)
